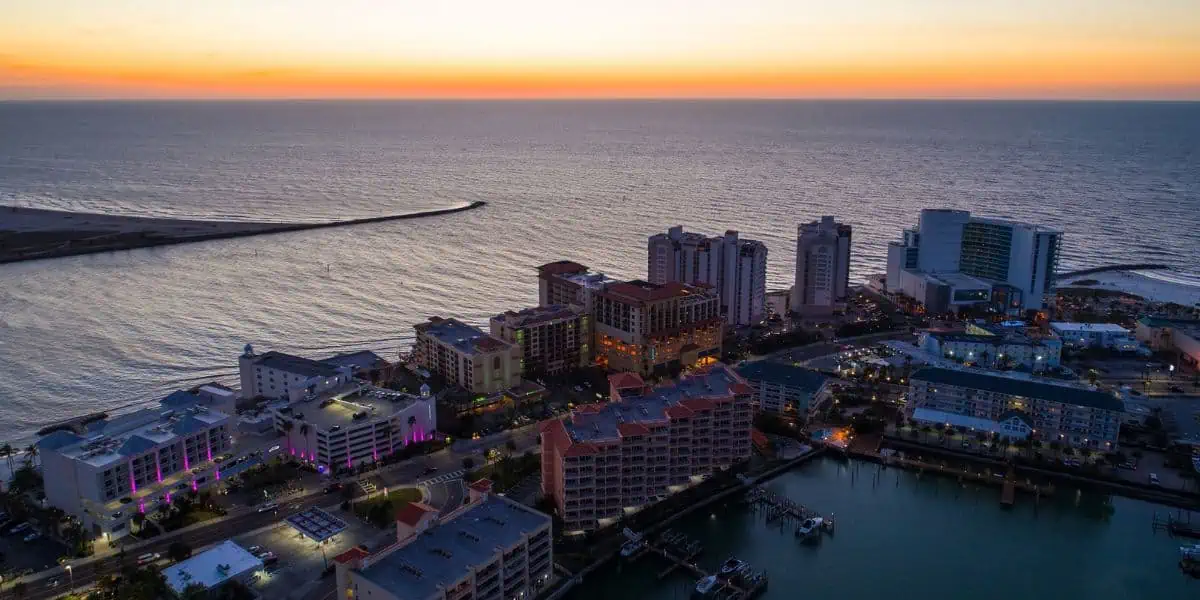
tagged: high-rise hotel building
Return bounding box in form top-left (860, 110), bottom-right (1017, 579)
top-left (792, 217), bottom-right (853, 315)
top-left (647, 227), bottom-right (768, 326)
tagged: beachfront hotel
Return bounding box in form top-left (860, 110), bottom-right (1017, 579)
top-left (536, 260), bottom-right (617, 312)
top-left (592, 279), bottom-right (723, 376)
top-left (38, 392), bottom-right (233, 538)
top-left (489, 304), bottom-right (590, 378)
top-left (333, 482), bottom-right (552, 600)
top-left (885, 209), bottom-right (1062, 313)
top-left (735, 361), bottom-right (833, 421)
top-left (792, 216), bottom-right (853, 315)
top-left (647, 226), bottom-right (768, 326)
top-left (540, 365), bottom-right (753, 533)
top-left (906, 367), bottom-right (1124, 450)
top-left (238, 346), bottom-right (357, 402)
top-left (412, 317), bottom-right (522, 395)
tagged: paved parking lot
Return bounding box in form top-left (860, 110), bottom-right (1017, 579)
top-left (0, 530), bottom-right (67, 582)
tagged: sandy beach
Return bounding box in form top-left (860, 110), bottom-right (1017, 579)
top-left (1062, 269), bottom-right (1200, 306)
top-left (0, 202), bottom-right (484, 263)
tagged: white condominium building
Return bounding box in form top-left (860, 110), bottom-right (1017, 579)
top-left (413, 317), bottom-right (522, 395)
top-left (38, 394), bottom-right (233, 538)
top-left (793, 216), bottom-right (852, 315)
top-left (238, 345), bottom-right (355, 402)
top-left (647, 226), bottom-right (768, 326)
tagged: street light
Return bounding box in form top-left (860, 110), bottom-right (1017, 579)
top-left (65, 565), bottom-right (73, 589)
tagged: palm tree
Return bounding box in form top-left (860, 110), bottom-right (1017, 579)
top-left (408, 415), bottom-right (418, 442)
top-left (0, 442), bottom-right (13, 474)
top-left (22, 444), bottom-right (37, 468)
top-left (281, 421), bottom-right (294, 454)
top-left (299, 424), bottom-right (310, 459)
top-left (132, 512), bottom-right (147, 535)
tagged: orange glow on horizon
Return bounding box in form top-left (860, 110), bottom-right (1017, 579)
top-left (2, 1), bottom-right (1198, 100)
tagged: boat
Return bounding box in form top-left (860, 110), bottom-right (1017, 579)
top-left (1181, 544), bottom-right (1200, 560)
top-left (795, 517), bottom-right (824, 538)
top-left (718, 557), bottom-right (746, 578)
top-left (694, 575), bottom-right (720, 597)
top-left (620, 539), bottom-right (646, 558)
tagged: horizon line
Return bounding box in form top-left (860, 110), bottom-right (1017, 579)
top-left (3, 96), bottom-right (1199, 103)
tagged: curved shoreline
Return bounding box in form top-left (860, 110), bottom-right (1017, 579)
top-left (0, 201), bottom-right (486, 264)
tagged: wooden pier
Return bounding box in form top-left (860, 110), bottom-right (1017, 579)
top-left (751, 488), bottom-right (830, 528)
top-left (1153, 511), bottom-right (1200, 539)
top-left (636, 543), bottom-right (768, 599)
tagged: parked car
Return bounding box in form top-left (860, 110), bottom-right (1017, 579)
top-left (247, 545), bottom-right (264, 555)
top-left (257, 502), bottom-right (278, 513)
top-left (421, 466), bottom-right (438, 476)
top-left (1149, 473), bottom-right (1161, 486)
top-left (137, 553), bottom-right (161, 566)
top-left (8, 522), bottom-right (31, 536)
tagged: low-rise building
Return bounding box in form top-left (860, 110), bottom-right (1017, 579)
top-left (238, 346), bottom-right (355, 402)
top-left (735, 362), bottom-right (832, 421)
top-left (1050, 322), bottom-right (1146, 353)
top-left (593, 280), bottom-right (723, 376)
top-left (1136, 316), bottom-right (1200, 368)
top-left (907, 367), bottom-right (1124, 450)
top-left (413, 317), bottom-right (522, 395)
top-left (540, 365), bottom-right (753, 532)
top-left (490, 304), bottom-right (590, 378)
top-left (163, 540), bottom-right (263, 597)
top-left (270, 383), bottom-right (436, 474)
top-left (334, 483), bottom-right (552, 600)
top-left (38, 394), bottom-right (233, 538)
top-left (918, 329), bottom-right (1062, 370)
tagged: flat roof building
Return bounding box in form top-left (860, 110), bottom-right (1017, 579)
top-left (736, 362), bottom-right (832, 420)
top-left (648, 227), bottom-right (768, 326)
top-left (541, 364), bottom-right (753, 532)
top-left (593, 279), bottom-right (723, 376)
top-left (490, 304), bottom-right (590, 378)
top-left (919, 328), bottom-right (1063, 370)
top-left (793, 216), bottom-right (852, 315)
top-left (334, 487), bottom-right (552, 600)
top-left (238, 345), bottom-right (355, 402)
top-left (163, 540), bottom-right (263, 596)
top-left (907, 367), bottom-right (1123, 450)
top-left (1136, 316), bottom-right (1200, 368)
top-left (38, 393), bottom-right (233, 538)
top-left (412, 317), bottom-right (522, 395)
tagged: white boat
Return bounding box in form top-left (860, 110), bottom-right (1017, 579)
top-left (694, 575), bottom-right (720, 597)
top-left (1181, 544), bottom-right (1200, 560)
top-left (620, 539), bottom-right (646, 558)
top-left (795, 517), bottom-right (824, 538)
top-left (718, 557), bottom-right (746, 578)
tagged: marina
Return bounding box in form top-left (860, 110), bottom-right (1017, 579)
top-left (569, 456), bottom-right (1196, 600)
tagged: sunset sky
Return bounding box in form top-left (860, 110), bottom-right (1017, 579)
top-left (2, 0), bottom-right (1198, 99)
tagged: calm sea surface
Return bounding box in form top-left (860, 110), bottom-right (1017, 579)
top-left (1, 101), bottom-right (1199, 441)
top-left (570, 457), bottom-right (1194, 600)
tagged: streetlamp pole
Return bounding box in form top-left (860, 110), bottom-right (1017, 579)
top-left (65, 565), bottom-right (73, 589)
top-left (321, 543), bottom-right (328, 570)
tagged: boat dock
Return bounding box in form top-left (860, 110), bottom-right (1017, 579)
top-left (1153, 511), bottom-right (1200, 539)
top-left (629, 531), bottom-right (768, 599)
top-left (748, 487), bottom-right (833, 531)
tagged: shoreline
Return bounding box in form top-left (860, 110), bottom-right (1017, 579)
top-left (0, 201), bottom-right (486, 264)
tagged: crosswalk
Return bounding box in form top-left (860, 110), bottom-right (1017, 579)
top-left (419, 469), bottom-right (466, 486)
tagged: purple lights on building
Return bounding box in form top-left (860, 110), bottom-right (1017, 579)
top-left (129, 461), bottom-right (137, 492)
top-left (154, 452), bottom-right (162, 483)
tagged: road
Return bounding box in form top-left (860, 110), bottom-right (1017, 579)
top-left (4, 423), bottom-right (542, 600)
top-left (749, 330), bottom-right (917, 365)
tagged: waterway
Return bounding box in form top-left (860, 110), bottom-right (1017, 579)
top-left (570, 457), bottom-right (1194, 600)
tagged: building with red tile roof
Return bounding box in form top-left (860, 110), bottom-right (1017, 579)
top-left (592, 279), bottom-right (723, 376)
top-left (412, 317), bottom-right (522, 395)
top-left (539, 363), bottom-right (752, 533)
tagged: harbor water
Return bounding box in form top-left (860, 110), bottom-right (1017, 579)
top-left (570, 457), bottom-right (1194, 600)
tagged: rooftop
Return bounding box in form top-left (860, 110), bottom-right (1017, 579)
top-left (40, 399), bottom-right (230, 468)
top-left (1138, 316), bottom-right (1200, 338)
top-left (491, 304), bottom-right (582, 328)
top-left (736, 362), bottom-right (830, 393)
top-left (358, 496), bottom-right (550, 600)
top-left (163, 540), bottom-right (263, 594)
top-left (537, 260), bottom-right (589, 276)
top-left (253, 351), bottom-right (343, 378)
top-left (320, 350), bottom-right (389, 371)
top-left (927, 331), bottom-right (1043, 347)
top-left (286, 385), bottom-right (427, 431)
top-left (564, 364), bottom-right (749, 444)
top-left (906, 270), bottom-right (994, 290)
top-left (1049, 322), bottom-right (1131, 334)
top-left (415, 317), bottom-right (514, 356)
top-left (600, 280), bottom-right (705, 304)
top-left (910, 367), bottom-right (1124, 412)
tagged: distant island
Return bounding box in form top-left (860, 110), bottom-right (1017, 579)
top-left (0, 201), bottom-right (486, 264)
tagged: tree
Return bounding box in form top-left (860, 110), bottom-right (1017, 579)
top-left (182, 583), bottom-right (209, 600)
top-left (504, 439), bottom-right (518, 457)
top-left (22, 443), bottom-right (37, 468)
top-left (281, 421), bottom-right (295, 454)
top-left (167, 540), bottom-right (193, 563)
top-left (462, 457), bottom-right (476, 471)
top-left (0, 442), bottom-right (13, 474)
top-left (11, 581), bottom-right (27, 599)
top-left (132, 512), bottom-right (147, 535)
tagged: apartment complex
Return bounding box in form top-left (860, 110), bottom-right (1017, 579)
top-left (1050, 322), bottom-right (1144, 352)
top-left (918, 330), bottom-right (1063, 370)
top-left (269, 383), bottom-right (436, 474)
top-left (413, 317), bottom-right (522, 395)
top-left (536, 260), bottom-right (617, 312)
top-left (886, 209), bottom-right (1062, 313)
top-left (38, 394), bottom-right (233, 538)
top-left (334, 484), bottom-right (552, 600)
top-left (540, 365), bottom-right (753, 532)
top-left (238, 346), bottom-right (355, 402)
top-left (735, 361), bottom-right (832, 420)
top-left (907, 367), bottom-right (1124, 450)
top-left (490, 304), bottom-right (590, 378)
top-left (647, 226), bottom-right (768, 326)
top-left (592, 280), bottom-right (723, 376)
top-left (793, 216), bottom-right (853, 315)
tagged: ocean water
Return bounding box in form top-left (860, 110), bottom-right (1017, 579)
top-left (1, 101), bottom-right (1198, 441)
